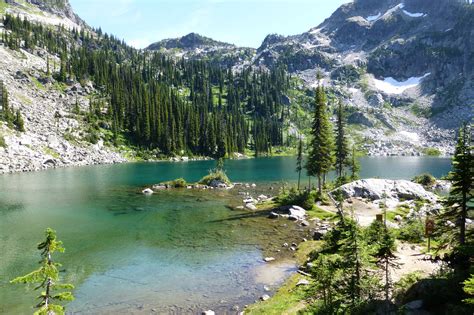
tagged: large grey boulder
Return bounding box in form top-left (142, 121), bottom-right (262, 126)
top-left (336, 179), bottom-right (437, 203)
top-left (275, 205), bottom-right (307, 220)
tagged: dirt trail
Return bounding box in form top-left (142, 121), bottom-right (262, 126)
top-left (320, 199), bottom-right (440, 282)
top-left (391, 243), bottom-right (440, 283)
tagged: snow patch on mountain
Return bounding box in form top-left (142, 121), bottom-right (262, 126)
top-left (402, 10), bottom-right (427, 18)
top-left (373, 73), bottom-right (431, 94)
top-left (366, 13), bottom-right (382, 22)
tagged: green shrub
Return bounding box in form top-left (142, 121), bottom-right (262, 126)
top-left (412, 173), bottom-right (436, 187)
top-left (168, 178), bottom-right (187, 188)
top-left (422, 147), bottom-right (441, 156)
top-left (84, 129), bottom-right (99, 144)
top-left (0, 135), bottom-right (6, 148)
top-left (199, 169), bottom-right (230, 186)
top-left (397, 219), bottom-right (425, 243)
top-left (276, 187), bottom-right (317, 210)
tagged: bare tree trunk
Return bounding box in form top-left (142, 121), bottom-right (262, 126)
top-left (318, 175), bottom-right (322, 194)
top-left (385, 259), bottom-right (390, 313)
top-left (297, 170), bottom-right (301, 191)
top-left (460, 190), bottom-right (467, 245)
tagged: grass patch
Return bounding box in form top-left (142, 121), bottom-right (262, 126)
top-left (43, 147), bottom-right (60, 159)
top-left (246, 241), bottom-right (322, 315)
top-left (30, 76), bottom-right (46, 91)
top-left (307, 206), bottom-right (337, 221)
top-left (245, 274), bottom-right (308, 315)
top-left (0, 1), bottom-right (9, 14)
top-left (52, 81), bottom-right (68, 93)
top-left (386, 205), bottom-right (410, 222)
top-left (163, 178), bottom-right (187, 188)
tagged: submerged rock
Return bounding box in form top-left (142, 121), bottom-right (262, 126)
top-left (245, 203), bottom-right (257, 211)
top-left (264, 257), bottom-right (275, 262)
top-left (142, 188), bottom-right (154, 195)
top-left (296, 279), bottom-right (310, 286)
top-left (268, 212), bottom-right (279, 219)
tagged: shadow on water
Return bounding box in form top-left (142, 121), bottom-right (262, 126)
top-left (208, 209), bottom-right (273, 223)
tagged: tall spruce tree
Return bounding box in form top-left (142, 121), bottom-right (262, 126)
top-left (442, 124), bottom-right (473, 246)
top-left (373, 224), bottom-right (399, 312)
top-left (350, 146), bottom-right (361, 181)
top-left (11, 228), bottom-right (74, 315)
top-left (305, 82), bottom-right (335, 193)
top-left (335, 99), bottom-right (349, 182)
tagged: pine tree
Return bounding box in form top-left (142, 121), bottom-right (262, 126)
top-left (464, 274), bottom-right (474, 304)
top-left (373, 224), bottom-right (399, 312)
top-left (296, 136), bottom-right (304, 191)
top-left (350, 146), bottom-right (361, 181)
top-left (305, 82), bottom-right (335, 193)
top-left (10, 228), bottom-right (74, 315)
top-left (335, 99), bottom-right (349, 183)
top-left (14, 109), bottom-right (25, 132)
top-left (442, 124), bottom-right (473, 246)
top-left (1, 83), bottom-right (13, 127)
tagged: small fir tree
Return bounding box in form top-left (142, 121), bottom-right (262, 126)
top-left (10, 228), bottom-right (74, 315)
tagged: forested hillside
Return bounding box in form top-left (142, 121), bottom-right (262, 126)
top-left (1, 14), bottom-right (290, 158)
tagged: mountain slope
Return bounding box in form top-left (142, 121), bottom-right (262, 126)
top-left (147, 32), bottom-right (256, 68)
top-left (3, 0), bottom-right (84, 29)
top-left (0, 0), bottom-right (471, 175)
top-left (153, 0), bottom-right (471, 155)
top-left (253, 0), bottom-right (472, 124)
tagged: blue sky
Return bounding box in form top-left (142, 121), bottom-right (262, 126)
top-left (69, 0), bottom-right (351, 49)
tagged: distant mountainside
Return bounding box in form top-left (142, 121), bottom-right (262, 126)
top-left (148, 33), bottom-right (234, 51)
top-left (151, 0), bottom-right (473, 131)
top-left (251, 0), bottom-right (473, 129)
top-left (147, 33), bottom-right (256, 68)
top-left (0, 0), bottom-right (471, 175)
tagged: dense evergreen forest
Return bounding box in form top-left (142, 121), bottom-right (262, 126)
top-left (0, 14), bottom-right (290, 157)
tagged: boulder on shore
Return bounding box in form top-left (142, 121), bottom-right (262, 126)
top-left (335, 179), bottom-right (437, 203)
top-left (274, 205), bottom-right (307, 221)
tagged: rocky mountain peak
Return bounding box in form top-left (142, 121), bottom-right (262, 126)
top-left (5, 0), bottom-right (84, 27)
top-left (147, 33), bottom-right (234, 51)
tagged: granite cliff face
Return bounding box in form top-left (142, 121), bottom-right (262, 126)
top-left (4, 0), bottom-right (84, 29)
top-left (251, 0), bottom-right (473, 127)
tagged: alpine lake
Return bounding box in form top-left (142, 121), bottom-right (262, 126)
top-left (0, 157), bottom-right (451, 314)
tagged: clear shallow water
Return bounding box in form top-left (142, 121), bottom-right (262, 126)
top-left (0, 157), bottom-right (451, 314)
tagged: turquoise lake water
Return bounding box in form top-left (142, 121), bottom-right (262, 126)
top-left (0, 157), bottom-right (451, 314)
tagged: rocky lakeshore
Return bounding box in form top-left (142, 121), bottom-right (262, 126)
top-left (0, 45), bottom-right (127, 174)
